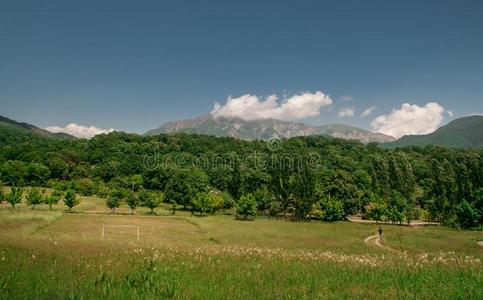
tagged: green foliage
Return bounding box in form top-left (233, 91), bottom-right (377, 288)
top-left (236, 193), bottom-right (258, 220)
top-left (221, 191), bottom-right (234, 211)
top-left (126, 191), bottom-right (139, 214)
top-left (253, 186), bottom-right (272, 214)
top-left (96, 182), bottom-right (111, 198)
top-left (0, 125), bottom-right (481, 227)
top-left (26, 188), bottom-right (44, 209)
top-left (1, 161), bottom-right (27, 186)
top-left (26, 163), bottom-right (51, 186)
top-left (78, 178), bottom-right (96, 196)
top-left (0, 183), bottom-right (4, 202)
top-left (386, 191), bottom-right (407, 224)
top-left (44, 190), bottom-right (63, 210)
top-left (106, 196), bottom-right (121, 213)
top-left (165, 168), bottom-right (209, 209)
top-left (319, 197), bottom-right (345, 222)
top-left (6, 187), bottom-right (23, 208)
top-left (191, 190), bottom-right (224, 215)
top-left (63, 189), bottom-right (79, 212)
top-left (191, 193), bottom-right (210, 216)
top-left (456, 200), bottom-right (479, 228)
top-left (364, 195), bottom-right (387, 223)
top-left (140, 190), bottom-right (162, 214)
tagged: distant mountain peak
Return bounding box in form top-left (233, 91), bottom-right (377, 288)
top-left (145, 115), bottom-right (395, 143)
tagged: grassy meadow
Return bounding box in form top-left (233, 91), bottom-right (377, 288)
top-left (0, 192), bottom-right (482, 299)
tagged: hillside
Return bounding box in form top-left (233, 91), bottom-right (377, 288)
top-left (383, 116), bottom-right (483, 148)
top-left (0, 114), bottom-right (75, 140)
top-left (145, 115), bottom-right (395, 143)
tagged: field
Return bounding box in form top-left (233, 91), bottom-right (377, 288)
top-left (0, 194), bottom-right (482, 299)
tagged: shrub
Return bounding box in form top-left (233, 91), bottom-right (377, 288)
top-left (63, 189), bottom-right (79, 212)
top-left (320, 197), bottom-right (345, 222)
top-left (6, 187), bottom-right (23, 208)
top-left (236, 193), bottom-right (258, 220)
top-left (364, 201), bottom-right (386, 222)
top-left (310, 203), bottom-right (324, 219)
top-left (44, 190), bottom-right (63, 210)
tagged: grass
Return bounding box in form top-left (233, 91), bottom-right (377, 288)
top-left (0, 195), bottom-right (482, 299)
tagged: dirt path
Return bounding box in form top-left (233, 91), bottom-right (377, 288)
top-left (364, 234), bottom-right (401, 253)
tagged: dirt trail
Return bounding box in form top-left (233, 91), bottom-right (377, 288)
top-left (364, 234), bottom-right (401, 253)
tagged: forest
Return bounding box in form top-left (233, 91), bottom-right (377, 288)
top-left (1, 127), bottom-right (482, 229)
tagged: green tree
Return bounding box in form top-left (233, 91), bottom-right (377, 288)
top-left (78, 178), bottom-right (95, 196)
top-left (387, 190), bottom-right (407, 224)
top-left (26, 163), bottom-right (51, 186)
top-left (192, 192), bottom-right (210, 216)
top-left (1, 161), bottom-right (27, 186)
top-left (253, 186), bottom-right (272, 215)
top-left (190, 190), bottom-right (224, 216)
top-left (106, 195), bottom-right (121, 213)
top-left (364, 194), bottom-right (387, 224)
top-left (236, 193), bottom-right (258, 220)
top-left (140, 190), bottom-right (162, 214)
top-left (26, 188), bottom-right (43, 209)
top-left (165, 168), bottom-right (209, 209)
top-left (6, 187), bottom-right (23, 208)
top-left (207, 189), bottom-right (224, 214)
top-left (126, 191), bottom-right (139, 214)
top-left (456, 200), bottom-right (479, 229)
top-left (320, 197), bottom-right (345, 222)
top-left (63, 189), bottom-right (79, 212)
top-left (471, 188), bottom-right (483, 227)
top-left (44, 190), bottom-right (63, 210)
top-left (221, 191), bottom-right (234, 212)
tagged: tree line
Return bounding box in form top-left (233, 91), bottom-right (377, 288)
top-left (0, 130), bottom-right (481, 228)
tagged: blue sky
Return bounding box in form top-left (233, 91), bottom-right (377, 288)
top-left (1, 0), bottom-right (482, 137)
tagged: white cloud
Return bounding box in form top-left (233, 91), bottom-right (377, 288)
top-left (338, 107), bottom-right (355, 117)
top-left (45, 123), bottom-right (115, 138)
top-left (340, 95), bottom-right (353, 101)
top-left (447, 110), bottom-right (454, 117)
top-left (211, 91), bottom-right (332, 121)
top-left (370, 102), bottom-right (445, 138)
top-left (361, 106), bottom-right (376, 117)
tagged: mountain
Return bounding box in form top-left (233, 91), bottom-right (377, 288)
top-left (382, 116), bottom-right (483, 148)
top-left (0, 114), bottom-right (76, 140)
top-left (313, 124), bottom-right (395, 144)
top-left (145, 115), bottom-right (395, 143)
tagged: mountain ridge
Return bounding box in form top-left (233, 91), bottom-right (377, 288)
top-left (382, 115), bottom-right (483, 148)
top-left (145, 115), bottom-right (396, 143)
top-left (0, 114), bottom-right (76, 140)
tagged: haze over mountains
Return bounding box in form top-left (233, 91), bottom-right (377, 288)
top-left (145, 115), bottom-right (396, 143)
